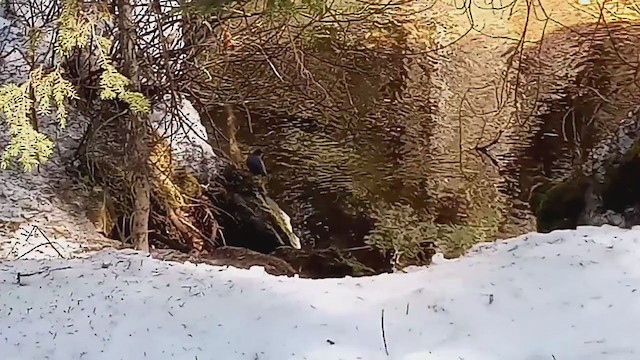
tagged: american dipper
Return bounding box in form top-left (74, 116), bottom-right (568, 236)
top-left (246, 149), bottom-right (268, 176)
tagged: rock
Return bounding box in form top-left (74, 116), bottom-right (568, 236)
top-left (203, 164), bottom-right (301, 254)
top-left (152, 247), bottom-right (297, 277)
top-left (207, 246), bottom-right (297, 276)
top-left (529, 177), bottom-right (589, 233)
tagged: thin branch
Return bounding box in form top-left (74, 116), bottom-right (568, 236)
top-left (381, 308), bottom-right (389, 356)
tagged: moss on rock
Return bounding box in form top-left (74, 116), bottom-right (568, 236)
top-left (529, 177), bottom-right (589, 233)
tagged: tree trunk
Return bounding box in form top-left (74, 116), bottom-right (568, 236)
top-left (225, 104), bottom-right (243, 164)
top-left (117, 0), bottom-right (151, 252)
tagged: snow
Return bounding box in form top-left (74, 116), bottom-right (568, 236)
top-left (1, 224), bottom-right (81, 260)
top-left (2, 225), bottom-right (640, 360)
top-left (150, 97), bottom-right (219, 171)
top-left (0, 15), bottom-right (113, 259)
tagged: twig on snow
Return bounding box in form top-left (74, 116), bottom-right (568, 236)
top-left (15, 266), bottom-right (72, 285)
top-left (16, 243), bottom-right (57, 260)
top-left (17, 225), bottom-right (64, 259)
top-left (381, 309), bottom-right (389, 356)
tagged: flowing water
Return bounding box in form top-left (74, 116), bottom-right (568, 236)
top-left (199, 14), bottom-right (640, 266)
top-left (205, 108), bottom-right (546, 257)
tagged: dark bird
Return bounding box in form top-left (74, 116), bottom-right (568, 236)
top-left (246, 148), bottom-right (268, 176)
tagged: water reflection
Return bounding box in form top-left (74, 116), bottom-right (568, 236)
top-left (200, 20), bottom-right (640, 262)
top-left (205, 108), bottom-right (517, 258)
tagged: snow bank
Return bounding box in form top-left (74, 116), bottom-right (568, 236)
top-left (0, 14), bottom-right (114, 258)
top-left (2, 225), bottom-right (640, 360)
top-left (150, 97), bottom-right (220, 174)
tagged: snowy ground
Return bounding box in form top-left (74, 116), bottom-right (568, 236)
top-left (0, 10), bottom-right (114, 260)
top-left (2, 225), bottom-right (640, 360)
